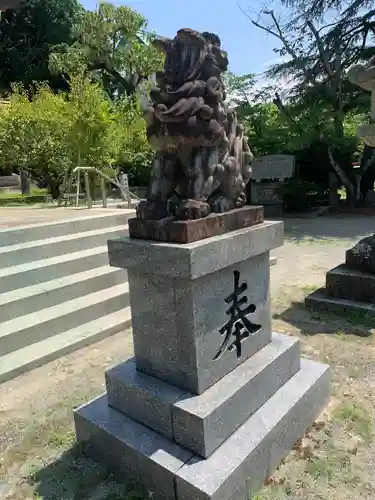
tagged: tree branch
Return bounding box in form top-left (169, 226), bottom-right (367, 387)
top-left (273, 92), bottom-right (299, 127)
top-left (306, 20), bottom-right (333, 79)
top-left (238, 3), bottom-right (298, 60)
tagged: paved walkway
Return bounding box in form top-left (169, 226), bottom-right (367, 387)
top-left (271, 215), bottom-right (375, 296)
top-left (0, 206), bottom-right (128, 229)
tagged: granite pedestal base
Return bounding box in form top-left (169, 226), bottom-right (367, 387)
top-left (75, 221), bottom-right (330, 499)
top-left (108, 221), bottom-right (283, 394)
top-left (305, 251), bottom-right (375, 318)
top-left (75, 356), bottom-right (329, 500)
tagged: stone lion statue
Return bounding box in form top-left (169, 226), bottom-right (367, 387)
top-left (137, 28), bottom-right (253, 221)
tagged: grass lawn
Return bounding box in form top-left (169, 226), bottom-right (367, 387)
top-left (0, 188), bottom-right (52, 206)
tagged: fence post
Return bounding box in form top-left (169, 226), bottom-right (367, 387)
top-left (120, 173), bottom-right (131, 208)
top-left (84, 171), bottom-right (92, 209)
top-left (101, 177), bottom-right (107, 208)
top-left (76, 169), bottom-right (81, 208)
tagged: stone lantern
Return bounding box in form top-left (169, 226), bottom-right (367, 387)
top-left (306, 63), bottom-right (375, 317)
top-left (348, 64), bottom-right (375, 147)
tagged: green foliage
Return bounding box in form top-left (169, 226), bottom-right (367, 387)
top-left (0, 0), bottom-right (82, 92)
top-left (223, 72), bottom-right (294, 156)
top-left (226, 69), bottom-right (363, 195)
top-left (280, 0), bottom-right (374, 23)
top-left (65, 75), bottom-right (123, 169)
top-left (281, 180), bottom-right (329, 212)
top-left (0, 76), bottom-right (151, 197)
top-left (223, 71), bottom-right (255, 111)
top-left (0, 83), bottom-right (69, 196)
top-left (244, 102), bottom-right (294, 156)
top-left (242, 0), bottom-right (375, 203)
top-left (49, 2), bottom-right (164, 98)
top-left (115, 96), bottom-right (153, 185)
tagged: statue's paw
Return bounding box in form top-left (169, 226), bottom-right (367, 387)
top-left (209, 195), bottom-right (236, 213)
top-left (174, 199), bottom-right (211, 220)
top-left (136, 200), bottom-right (169, 220)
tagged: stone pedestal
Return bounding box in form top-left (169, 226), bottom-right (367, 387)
top-left (313, 66), bottom-right (375, 316)
top-left (75, 220), bottom-right (330, 500)
top-left (250, 182), bottom-right (284, 218)
top-left (306, 234), bottom-right (375, 317)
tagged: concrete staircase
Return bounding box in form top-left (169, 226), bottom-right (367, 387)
top-left (0, 211), bottom-right (133, 383)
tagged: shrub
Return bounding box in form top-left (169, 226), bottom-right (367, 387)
top-left (0, 76), bottom-right (152, 197)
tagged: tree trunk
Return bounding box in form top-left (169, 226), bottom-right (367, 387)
top-left (357, 148), bottom-right (375, 202)
top-left (327, 146), bottom-right (356, 206)
top-left (20, 168), bottom-right (30, 195)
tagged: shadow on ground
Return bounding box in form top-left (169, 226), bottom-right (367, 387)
top-left (281, 216), bottom-right (375, 244)
top-left (29, 443), bottom-right (139, 500)
top-left (274, 301), bottom-right (373, 338)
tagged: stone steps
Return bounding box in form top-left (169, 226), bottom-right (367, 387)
top-left (0, 211), bottom-right (128, 247)
top-left (305, 287), bottom-right (375, 318)
top-left (0, 225), bottom-right (126, 269)
top-left (0, 212), bottom-right (133, 383)
top-left (326, 264), bottom-right (375, 303)
top-left (0, 245), bottom-right (111, 293)
top-left (306, 261), bottom-right (375, 318)
top-left (0, 266), bottom-right (125, 322)
top-left (0, 309), bottom-right (131, 383)
top-left (0, 282), bottom-right (130, 356)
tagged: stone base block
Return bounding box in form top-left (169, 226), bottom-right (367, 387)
top-left (75, 358), bottom-right (330, 500)
top-left (326, 264), bottom-right (375, 303)
top-left (305, 287), bottom-right (375, 319)
top-left (263, 204), bottom-right (283, 219)
top-left (106, 358), bottom-right (188, 441)
top-left (74, 394), bottom-right (194, 500)
top-left (106, 333), bottom-right (300, 457)
top-left (128, 206), bottom-right (264, 243)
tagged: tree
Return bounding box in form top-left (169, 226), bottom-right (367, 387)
top-left (280, 0), bottom-right (374, 23)
top-left (0, 83), bottom-right (70, 196)
top-left (49, 2), bottom-right (164, 99)
top-left (64, 75), bottom-right (123, 170)
top-left (0, 74), bottom-right (152, 196)
top-left (0, 0), bottom-right (82, 92)
top-left (239, 2), bottom-right (375, 204)
top-left (224, 71), bottom-right (296, 156)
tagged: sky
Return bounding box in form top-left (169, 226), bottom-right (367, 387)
top-left (81, 0), bottom-right (281, 77)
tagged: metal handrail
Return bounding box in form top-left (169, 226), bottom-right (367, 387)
top-left (72, 166), bottom-right (141, 209)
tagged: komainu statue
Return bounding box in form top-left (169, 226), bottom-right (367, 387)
top-left (137, 28), bottom-right (253, 221)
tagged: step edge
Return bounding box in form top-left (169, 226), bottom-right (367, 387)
top-left (0, 316), bottom-right (131, 383)
top-left (0, 266), bottom-right (121, 306)
top-left (306, 288), bottom-right (375, 310)
top-left (327, 264), bottom-right (375, 279)
top-left (0, 245), bottom-right (109, 278)
top-left (173, 333), bottom-right (300, 417)
top-left (0, 210), bottom-right (134, 235)
top-left (0, 224), bottom-right (128, 255)
top-left (0, 283), bottom-right (129, 337)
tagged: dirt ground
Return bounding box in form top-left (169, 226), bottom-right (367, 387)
top-left (0, 215), bottom-right (374, 500)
